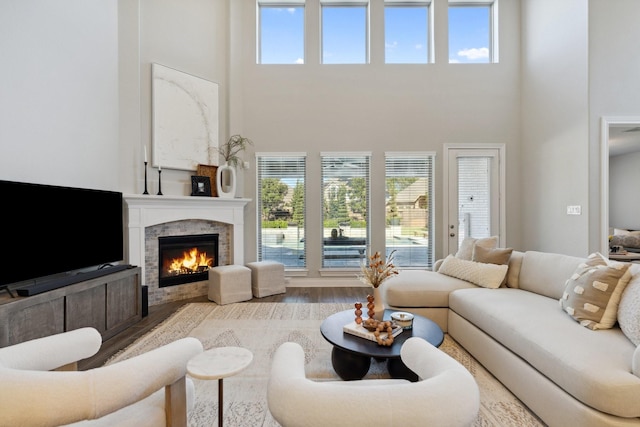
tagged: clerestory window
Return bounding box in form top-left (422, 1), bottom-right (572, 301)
top-left (258, 2), bottom-right (305, 64)
top-left (384, 1), bottom-right (431, 64)
top-left (448, 0), bottom-right (497, 64)
top-left (321, 2), bottom-right (369, 64)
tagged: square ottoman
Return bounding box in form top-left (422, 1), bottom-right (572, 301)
top-left (246, 261), bottom-right (286, 298)
top-left (208, 265), bottom-right (252, 305)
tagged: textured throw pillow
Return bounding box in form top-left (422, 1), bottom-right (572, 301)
top-left (618, 273), bottom-right (640, 346)
top-left (455, 236), bottom-right (498, 261)
top-left (559, 253), bottom-right (632, 330)
top-left (473, 246), bottom-right (514, 287)
top-left (439, 255), bottom-right (508, 289)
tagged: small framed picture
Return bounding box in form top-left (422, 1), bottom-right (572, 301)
top-left (191, 176), bottom-right (211, 196)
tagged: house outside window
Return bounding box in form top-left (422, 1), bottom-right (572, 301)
top-left (321, 153), bottom-right (370, 268)
top-left (256, 154), bottom-right (306, 268)
top-left (448, 0), bottom-right (497, 63)
top-left (258, 2), bottom-right (305, 64)
top-left (385, 152), bottom-right (434, 268)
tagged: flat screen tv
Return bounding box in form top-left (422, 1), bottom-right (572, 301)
top-left (0, 180), bottom-right (125, 290)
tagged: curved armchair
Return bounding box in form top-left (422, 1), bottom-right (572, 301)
top-left (0, 327), bottom-right (203, 427)
top-left (267, 337), bottom-right (480, 427)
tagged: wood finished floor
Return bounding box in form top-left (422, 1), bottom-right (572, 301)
top-left (79, 287), bottom-right (367, 371)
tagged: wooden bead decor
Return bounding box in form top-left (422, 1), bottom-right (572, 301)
top-left (354, 302), bottom-right (363, 324)
top-left (373, 321), bottom-right (395, 346)
top-left (366, 294), bottom-right (375, 319)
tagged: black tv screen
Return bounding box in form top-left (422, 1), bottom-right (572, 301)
top-left (0, 180), bottom-right (124, 287)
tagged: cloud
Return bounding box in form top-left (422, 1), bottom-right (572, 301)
top-left (415, 44), bottom-right (423, 50)
top-left (287, 8), bottom-right (296, 14)
top-left (295, 58), bottom-right (304, 64)
top-left (385, 41), bottom-right (398, 49)
top-left (457, 47), bottom-right (489, 60)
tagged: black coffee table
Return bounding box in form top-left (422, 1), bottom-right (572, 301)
top-left (320, 309), bottom-right (444, 381)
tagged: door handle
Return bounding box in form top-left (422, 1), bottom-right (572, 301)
top-left (450, 233), bottom-right (456, 237)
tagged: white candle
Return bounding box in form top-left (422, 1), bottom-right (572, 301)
top-left (144, 146), bottom-right (147, 163)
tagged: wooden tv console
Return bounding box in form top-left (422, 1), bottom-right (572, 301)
top-left (0, 267), bottom-right (142, 347)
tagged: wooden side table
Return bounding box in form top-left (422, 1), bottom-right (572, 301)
top-left (187, 346), bottom-right (253, 426)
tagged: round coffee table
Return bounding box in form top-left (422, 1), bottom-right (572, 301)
top-left (320, 309), bottom-right (444, 381)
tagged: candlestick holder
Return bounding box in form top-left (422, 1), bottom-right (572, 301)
top-left (143, 161), bottom-right (149, 195)
top-left (157, 169), bottom-right (163, 195)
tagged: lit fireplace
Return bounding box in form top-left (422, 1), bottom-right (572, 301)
top-left (158, 234), bottom-right (219, 287)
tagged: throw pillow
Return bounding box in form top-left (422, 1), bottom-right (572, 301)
top-left (455, 236), bottom-right (498, 261)
top-left (438, 255), bottom-right (508, 289)
top-left (473, 246), bottom-right (514, 287)
top-left (618, 272), bottom-right (640, 346)
top-left (472, 245), bottom-right (513, 265)
top-left (559, 253), bottom-right (632, 330)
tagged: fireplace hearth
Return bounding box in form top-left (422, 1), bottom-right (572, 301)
top-left (158, 234), bottom-right (219, 287)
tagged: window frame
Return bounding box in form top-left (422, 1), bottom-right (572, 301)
top-left (257, 1), bottom-right (306, 65)
top-left (320, 1), bottom-right (370, 65)
top-left (319, 152), bottom-right (371, 273)
top-left (385, 152), bottom-right (435, 268)
top-left (256, 153), bottom-right (307, 270)
top-left (448, 0), bottom-right (498, 64)
top-left (383, 1), bottom-right (433, 64)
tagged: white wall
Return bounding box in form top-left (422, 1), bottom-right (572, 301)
top-left (233, 0), bottom-right (523, 271)
top-left (0, 0), bottom-right (119, 191)
top-left (609, 151), bottom-right (640, 230)
top-left (587, 0), bottom-right (640, 251)
top-left (126, 0), bottom-right (230, 196)
top-left (520, 0), bottom-right (590, 256)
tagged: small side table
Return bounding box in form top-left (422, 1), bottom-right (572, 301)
top-left (187, 346), bottom-right (253, 426)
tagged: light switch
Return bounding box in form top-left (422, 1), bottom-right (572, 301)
top-left (566, 205), bottom-right (581, 215)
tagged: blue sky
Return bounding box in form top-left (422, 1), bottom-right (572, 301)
top-left (260, 5), bottom-right (490, 65)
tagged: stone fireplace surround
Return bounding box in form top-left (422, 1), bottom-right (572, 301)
top-left (124, 195), bottom-right (250, 306)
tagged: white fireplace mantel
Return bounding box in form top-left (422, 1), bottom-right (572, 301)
top-left (123, 194), bottom-right (250, 287)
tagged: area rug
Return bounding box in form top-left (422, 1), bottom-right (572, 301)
top-left (107, 302), bottom-right (545, 427)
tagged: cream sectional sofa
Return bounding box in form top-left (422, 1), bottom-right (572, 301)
top-left (381, 250), bottom-right (640, 427)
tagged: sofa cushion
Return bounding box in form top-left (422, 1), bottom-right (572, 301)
top-left (618, 265), bottom-right (640, 345)
top-left (382, 270), bottom-right (477, 308)
top-left (455, 236), bottom-right (498, 260)
top-left (559, 253), bottom-right (632, 330)
top-left (472, 245), bottom-right (513, 265)
top-left (449, 288), bottom-right (640, 418)
top-left (518, 251), bottom-right (584, 299)
top-left (504, 251), bottom-right (524, 289)
top-left (438, 255), bottom-right (508, 289)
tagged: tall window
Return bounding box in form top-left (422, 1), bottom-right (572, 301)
top-left (448, 1), bottom-right (495, 63)
top-left (321, 153), bottom-right (370, 268)
top-left (321, 3), bottom-right (368, 64)
top-left (258, 3), bottom-right (305, 64)
top-left (257, 154), bottom-right (306, 268)
top-left (385, 153), bottom-right (434, 268)
top-left (384, 2), bottom-right (430, 64)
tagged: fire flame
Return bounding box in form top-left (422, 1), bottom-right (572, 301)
top-left (168, 248), bottom-right (213, 275)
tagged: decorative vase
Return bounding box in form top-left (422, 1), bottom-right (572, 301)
top-left (216, 162), bottom-right (236, 198)
top-left (372, 287), bottom-right (384, 320)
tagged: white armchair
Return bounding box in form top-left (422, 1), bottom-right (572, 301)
top-left (0, 327), bottom-right (203, 427)
top-left (267, 337), bottom-right (480, 427)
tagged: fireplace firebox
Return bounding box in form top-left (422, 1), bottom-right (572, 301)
top-left (158, 234), bottom-right (219, 287)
